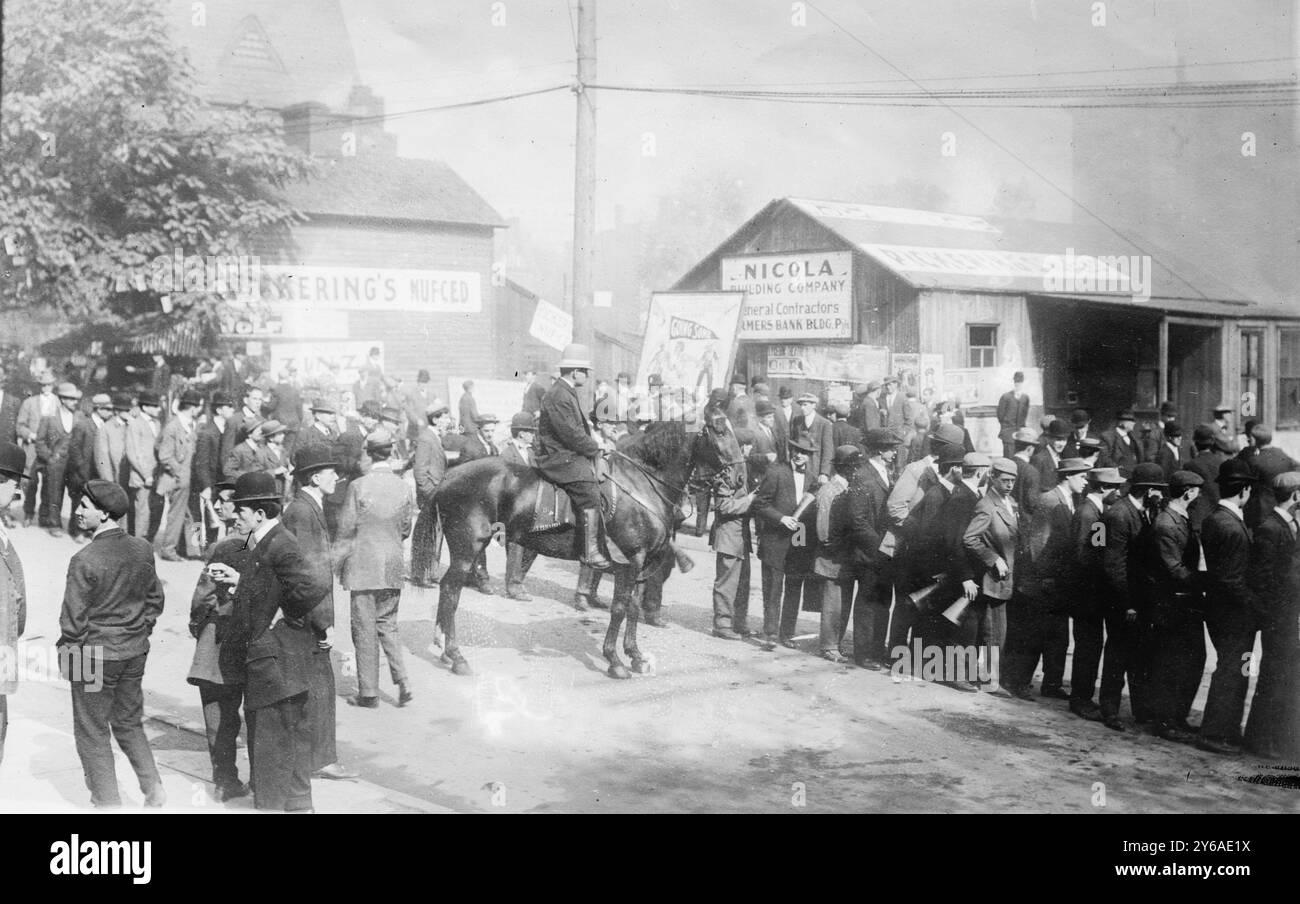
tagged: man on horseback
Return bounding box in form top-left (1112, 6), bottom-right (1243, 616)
top-left (534, 343), bottom-right (614, 571)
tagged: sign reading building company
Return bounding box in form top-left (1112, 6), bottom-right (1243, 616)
top-left (262, 265), bottom-right (482, 313)
top-left (721, 252), bottom-right (853, 340)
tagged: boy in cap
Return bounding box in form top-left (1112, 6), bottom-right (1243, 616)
top-left (59, 479), bottom-right (167, 807)
top-left (0, 443), bottom-right (27, 765)
top-left (411, 401), bottom-right (452, 587)
top-left (1196, 459), bottom-right (1259, 754)
top-left (35, 381), bottom-right (84, 535)
top-left (1145, 469), bottom-right (1207, 743)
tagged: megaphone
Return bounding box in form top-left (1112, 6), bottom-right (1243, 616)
top-left (942, 597), bottom-right (971, 626)
top-left (907, 581), bottom-right (941, 614)
top-left (672, 544), bottom-right (695, 574)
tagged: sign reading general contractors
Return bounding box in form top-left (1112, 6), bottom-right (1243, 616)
top-left (721, 252), bottom-right (853, 340)
top-left (262, 265), bottom-right (482, 313)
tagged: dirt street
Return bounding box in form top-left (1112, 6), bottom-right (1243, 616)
top-left (2, 523), bottom-right (1296, 814)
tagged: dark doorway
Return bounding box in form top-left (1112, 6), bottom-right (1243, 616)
top-left (1167, 322), bottom-right (1222, 431)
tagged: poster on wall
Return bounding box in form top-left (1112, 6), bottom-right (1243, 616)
top-left (943, 366), bottom-right (1043, 408)
top-left (721, 251), bottom-right (853, 341)
top-left (446, 376), bottom-right (530, 444)
top-left (891, 353), bottom-right (920, 394)
top-left (766, 344), bottom-right (890, 383)
top-left (636, 292), bottom-right (747, 403)
top-left (270, 340), bottom-right (375, 387)
top-left (920, 353), bottom-right (944, 402)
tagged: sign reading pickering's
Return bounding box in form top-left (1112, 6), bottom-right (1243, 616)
top-left (262, 265), bottom-right (482, 313)
top-left (721, 251), bottom-right (853, 341)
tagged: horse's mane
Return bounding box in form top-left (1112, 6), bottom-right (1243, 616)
top-left (619, 421), bottom-right (689, 469)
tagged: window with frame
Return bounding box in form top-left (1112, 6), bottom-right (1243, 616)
top-left (1241, 329), bottom-right (1264, 421)
top-left (1279, 329), bottom-right (1300, 429)
top-left (967, 324), bottom-right (998, 368)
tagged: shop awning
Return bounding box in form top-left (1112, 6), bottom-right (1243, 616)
top-left (41, 315), bottom-right (215, 358)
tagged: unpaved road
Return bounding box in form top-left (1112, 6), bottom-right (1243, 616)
top-left (3, 524), bottom-right (1297, 814)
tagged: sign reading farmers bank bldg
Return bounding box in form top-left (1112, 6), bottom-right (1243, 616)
top-left (262, 265), bottom-right (482, 313)
top-left (721, 252), bottom-right (853, 340)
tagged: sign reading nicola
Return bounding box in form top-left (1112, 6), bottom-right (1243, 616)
top-left (721, 252), bottom-right (853, 341)
top-left (262, 265), bottom-right (482, 313)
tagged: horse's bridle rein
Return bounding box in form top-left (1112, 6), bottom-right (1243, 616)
top-left (606, 428), bottom-right (744, 527)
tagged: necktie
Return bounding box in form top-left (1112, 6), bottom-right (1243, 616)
top-left (0, 523), bottom-right (9, 554)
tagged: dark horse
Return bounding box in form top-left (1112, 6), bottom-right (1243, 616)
top-left (432, 419), bottom-right (744, 678)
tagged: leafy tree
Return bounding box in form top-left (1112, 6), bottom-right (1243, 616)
top-left (0, 0), bottom-right (313, 324)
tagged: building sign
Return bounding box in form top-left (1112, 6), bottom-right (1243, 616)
top-left (766, 344), bottom-right (890, 383)
top-left (721, 251), bottom-right (853, 340)
top-left (261, 265), bottom-right (482, 313)
top-left (529, 298), bottom-right (573, 351)
top-left (270, 341), bottom-right (377, 386)
top-left (219, 303), bottom-right (349, 339)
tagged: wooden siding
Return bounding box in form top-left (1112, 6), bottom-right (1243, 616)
top-left (918, 290), bottom-right (1033, 373)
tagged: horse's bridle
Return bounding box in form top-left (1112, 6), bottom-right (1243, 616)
top-left (607, 427), bottom-right (744, 523)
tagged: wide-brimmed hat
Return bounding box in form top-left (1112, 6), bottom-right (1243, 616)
top-left (82, 479), bottom-right (129, 519)
top-left (1055, 457), bottom-right (1091, 476)
top-left (56, 382), bottom-right (82, 400)
top-left (787, 436), bottom-right (817, 454)
top-left (557, 343), bottom-right (593, 370)
top-left (1011, 427), bottom-right (1038, 446)
top-left (1130, 462), bottom-right (1168, 488)
top-left (1088, 467), bottom-right (1126, 486)
top-left (865, 428), bottom-right (904, 449)
top-left (509, 412), bottom-right (535, 433)
top-left (833, 444), bottom-right (863, 468)
top-left (293, 446), bottom-right (339, 478)
top-left (1215, 458), bottom-right (1253, 492)
top-left (138, 390), bottom-right (161, 407)
top-left (232, 472), bottom-right (281, 505)
top-left (0, 442), bottom-right (26, 481)
top-left (257, 419), bottom-right (287, 439)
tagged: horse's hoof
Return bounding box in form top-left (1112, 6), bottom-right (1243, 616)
top-left (631, 659), bottom-right (653, 675)
top-left (607, 664), bottom-right (631, 680)
top-left (439, 652), bottom-right (454, 665)
top-left (573, 596), bottom-right (590, 612)
top-left (451, 659), bottom-right (473, 676)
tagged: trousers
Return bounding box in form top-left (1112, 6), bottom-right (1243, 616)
top-left (1244, 617), bottom-right (1300, 752)
top-left (131, 487), bottom-right (162, 541)
top-left (197, 680), bottom-right (244, 785)
top-left (1069, 604), bottom-right (1106, 705)
top-left (758, 563), bottom-right (787, 639)
top-left (70, 653), bottom-right (162, 807)
top-left (1146, 606), bottom-right (1206, 728)
top-left (1099, 612), bottom-right (1151, 720)
top-left (1200, 613), bottom-right (1257, 743)
top-left (350, 589), bottom-right (407, 697)
top-left (246, 692), bottom-right (313, 812)
top-left (1001, 594), bottom-right (1070, 691)
top-left (712, 552), bottom-right (750, 631)
top-left (849, 574), bottom-right (892, 664)
top-left (154, 484), bottom-right (194, 556)
top-left (306, 647), bottom-right (336, 770)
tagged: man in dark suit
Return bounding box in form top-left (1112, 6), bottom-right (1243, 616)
top-left (59, 480), bottom-right (166, 808)
top-left (1142, 400), bottom-right (1181, 463)
top-left (411, 402), bottom-right (451, 587)
top-left (1196, 459), bottom-right (1259, 754)
top-left (751, 399), bottom-right (784, 462)
top-left (1145, 469), bottom-right (1207, 743)
top-left (1009, 427), bottom-right (1042, 518)
top-left (996, 371), bottom-right (1030, 458)
top-left (66, 393), bottom-right (111, 542)
top-left (894, 445), bottom-right (965, 653)
top-left (458, 380), bottom-right (480, 434)
top-left (534, 344), bottom-right (611, 570)
top-left (282, 447), bottom-right (357, 782)
top-left (1068, 466), bottom-right (1125, 721)
top-left (459, 413), bottom-right (500, 461)
top-left (1243, 471), bottom-right (1300, 758)
top-left (788, 392), bottom-right (835, 485)
top-left (191, 391), bottom-right (233, 546)
top-left (1184, 424), bottom-right (1229, 532)
top-left (207, 472), bottom-right (331, 812)
top-left (1097, 462), bottom-right (1165, 731)
top-left (1004, 458), bottom-right (1090, 700)
top-left (294, 399), bottom-right (338, 460)
top-left (1099, 409), bottom-right (1142, 477)
top-left (1062, 408), bottom-right (1099, 459)
top-left (829, 402), bottom-right (863, 453)
top-left (848, 429), bottom-right (902, 670)
top-left (501, 413), bottom-right (539, 601)
top-left (337, 430), bottom-right (415, 708)
top-left (751, 435), bottom-right (817, 649)
top-left (1154, 421), bottom-right (1183, 480)
top-left (1030, 418), bottom-right (1070, 491)
top-left (219, 385), bottom-right (266, 474)
top-left (849, 381), bottom-right (882, 434)
top-left (1241, 424), bottom-right (1297, 527)
top-left (0, 443), bottom-right (27, 765)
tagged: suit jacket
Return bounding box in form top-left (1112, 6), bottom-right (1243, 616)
top-left (458, 431), bottom-right (498, 463)
top-left (402, 384), bottom-right (434, 432)
top-left (1244, 446), bottom-right (1299, 527)
top-left (227, 522), bottom-right (329, 710)
top-left (224, 440), bottom-right (276, 484)
top-left (35, 410), bottom-right (76, 465)
top-left (155, 415), bottom-right (196, 495)
top-left (125, 412), bottom-right (161, 489)
top-left (996, 391), bottom-right (1030, 441)
top-left (880, 392), bottom-right (907, 431)
top-left (501, 439), bottom-right (532, 468)
top-left (831, 420), bottom-right (864, 455)
top-left (1148, 506), bottom-right (1202, 613)
top-left (898, 479), bottom-right (953, 590)
top-left (534, 379), bottom-right (601, 485)
top-left (191, 418), bottom-right (226, 492)
top-left (220, 407), bottom-right (260, 474)
top-left (0, 388), bottom-right (20, 446)
top-left (413, 426), bottom-right (448, 504)
top-left (1062, 428), bottom-right (1100, 460)
top-left (1248, 510), bottom-right (1299, 632)
top-left (1200, 505), bottom-right (1257, 630)
top-left (963, 491), bottom-right (1020, 600)
top-left (66, 414), bottom-right (101, 487)
top-left (281, 490), bottom-right (335, 634)
top-left (337, 465), bottom-right (414, 590)
top-left (1030, 446), bottom-right (1061, 492)
top-left (328, 424), bottom-right (366, 508)
top-left (709, 484), bottom-right (754, 558)
top-left (458, 392), bottom-right (480, 432)
top-left (1021, 486), bottom-right (1073, 602)
top-left (0, 537), bottom-right (26, 695)
top-left (887, 458), bottom-right (938, 526)
top-left (16, 393), bottom-right (51, 444)
top-left (58, 527), bottom-right (165, 660)
top-left (1073, 495), bottom-right (1107, 594)
top-left (1100, 495), bottom-right (1149, 614)
top-left (850, 398), bottom-right (882, 434)
top-left (831, 464), bottom-right (891, 577)
top-left (94, 416), bottom-right (130, 484)
top-left (187, 529), bottom-right (252, 686)
top-left (1099, 427), bottom-right (1141, 476)
top-left (1155, 440), bottom-right (1182, 481)
top-left (1014, 455), bottom-right (1041, 517)
top-left (788, 411), bottom-right (835, 479)
top-left (1184, 449), bottom-right (1228, 530)
top-left (933, 481), bottom-right (981, 599)
top-left (751, 463), bottom-right (805, 571)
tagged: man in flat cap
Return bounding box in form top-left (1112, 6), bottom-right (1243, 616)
top-left (1067, 467), bottom-right (1125, 721)
top-left (206, 472), bottom-right (331, 812)
top-left (996, 371), bottom-right (1030, 459)
top-left (1144, 469), bottom-right (1207, 743)
top-left (1004, 458), bottom-right (1090, 701)
top-left (1196, 459), bottom-right (1259, 754)
top-left (789, 392), bottom-right (835, 486)
top-left (0, 443), bottom-right (27, 766)
top-left (35, 381), bottom-right (84, 536)
top-left (849, 380), bottom-right (883, 434)
top-left (411, 401), bottom-right (452, 587)
top-left (59, 479), bottom-right (167, 807)
top-left (962, 456), bottom-right (1022, 691)
top-left (67, 392), bottom-right (112, 542)
top-left (1099, 409), bottom-right (1142, 477)
top-left (224, 419), bottom-right (283, 485)
top-left (126, 390), bottom-right (164, 540)
top-left (879, 375), bottom-right (906, 432)
top-left (337, 429), bottom-right (415, 708)
top-left (154, 389), bottom-right (202, 561)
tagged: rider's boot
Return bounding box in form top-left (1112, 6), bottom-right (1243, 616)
top-left (579, 508), bottom-right (613, 571)
top-left (505, 543), bottom-right (532, 601)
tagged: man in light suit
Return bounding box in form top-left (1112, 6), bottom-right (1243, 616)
top-left (207, 472), bottom-right (331, 812)
top-left (788, 392), bottom-right (835, 485)
top-left (879, 375), bottom-right (907, 432)
top-left (282, 447), bottom-right (358, 781)
top-left (154, 390), bottom-right (201, 560)
top-left (16, 371), bottom-right (58, 527)
top-left (411, 401), bottom-right (451, 587)
top-left (35, 382), bottom-right (84, 536)
top-left (709, 428), bottom-right (756, 641)
top-left (962, 457), bottom-right (1022, 692)
top-left (501, 413), bottom-right (539, 601)
top-left (125, 390), bottom-right (164, 540)
top-left (0, 443), bottom-right (27, 765)
top-left (337, 429), bottom-right (415, 708)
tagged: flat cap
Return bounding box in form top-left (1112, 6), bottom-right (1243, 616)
top-left (426, 399), bottom-right (450, 417)
top-left (991, 457), bottom-right (1018, 477)
top-left (476, 412), bottom-right (500, 426)
top-left (796, 392), bottom-right (819, 404)
top-left (365, 428), bottom-right (395, 451)
top-left (962, 452), bottom-right (992, 468)
top-left (1168, 470), bottom-right (1204, 491)
top-left (82, 479), bottom-right (130, 519)
top-left (309, 399), bottom-right (336, 413)
top-left (90, 393), bottom-right (112, 407)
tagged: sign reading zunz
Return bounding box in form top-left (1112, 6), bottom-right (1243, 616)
top-left (721, 251), bottom-right (853, 340)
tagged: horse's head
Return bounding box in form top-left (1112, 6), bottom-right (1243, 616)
top-left (690, 413), bottom-right (747, 496)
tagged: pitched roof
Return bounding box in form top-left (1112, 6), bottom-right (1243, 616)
top-left (284, 155), bottom-right (506, 227)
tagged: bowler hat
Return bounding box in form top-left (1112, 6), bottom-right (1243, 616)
top-left (1088, 467), bottom-right (1126, 486)
top-left (1215, 458), bottom-right (1253, 492)
top-left (365, 428), bottom-right (395, 452)
top-left (1169, 470), bottom-right (1204, 492)
top-left (1130, 462), bottom-right (1168, 488)
top-left (865, 428), bottom-right (903, 449)
top-left (1055, 457), bottom-right (1091, 476)
top-left (138, 390), bottom-right (161, 407)
top-left (557, 342), bottom-right (593, 370)
top-left (833, 445), bottom-right (863, 468)
top-left (1159, 401), bottom-right (1178, 417)
top-left (1044, 419), bottom-right (1070, 439)
top-left (178, 390), bottom-right (203, 409)
top-left (1164, 422), bottom-right (1183, 439)
top-left (937, 445), bottom-right (967, 467)
top-left (1070, 408), bottom-right (1091, 427)
top-left (82, 479), bottom-right (130, 519)
top-left (232, 472), bottom-right (281, 505)
top-left (778, 386), bottom-right (793, 400)
top-left (111, 392), bottom-right (133, 411)
top-left (211, 390), bottom-right (234, 409)
top-left (293, 446), bottom-right (339, 478)
top-left (787, 436), bottom-right (817, 454)
top-left (755, 399), bottom-right (775, 417)
top-left (0, 442), bottom-right (26, 481)
top-left (1192, 424), bottom-right (1218, 445)
top-left (509, 412), bottom-right (535, 433)
top-left (309, 399), bottom-right (336, 413)
top-left (1116, 409), bottom-right (1136, 422)
top-left (1011, 427), bottom-right (1038, 447)
top-left (56, 382), bottom-right (82, 400)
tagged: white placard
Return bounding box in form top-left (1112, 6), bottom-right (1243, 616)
top-left (270, 340), bottom-right (374, 385)
top-left (529, 298), bottom-right (573, 351)
top-left (446, 377), bottom-right (531, 443)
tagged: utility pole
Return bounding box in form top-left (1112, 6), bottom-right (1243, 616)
top-left (571, 0), bottom-right (596, 351)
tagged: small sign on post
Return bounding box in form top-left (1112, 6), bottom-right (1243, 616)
top-left (530, 299), bottom-right (573, 352)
